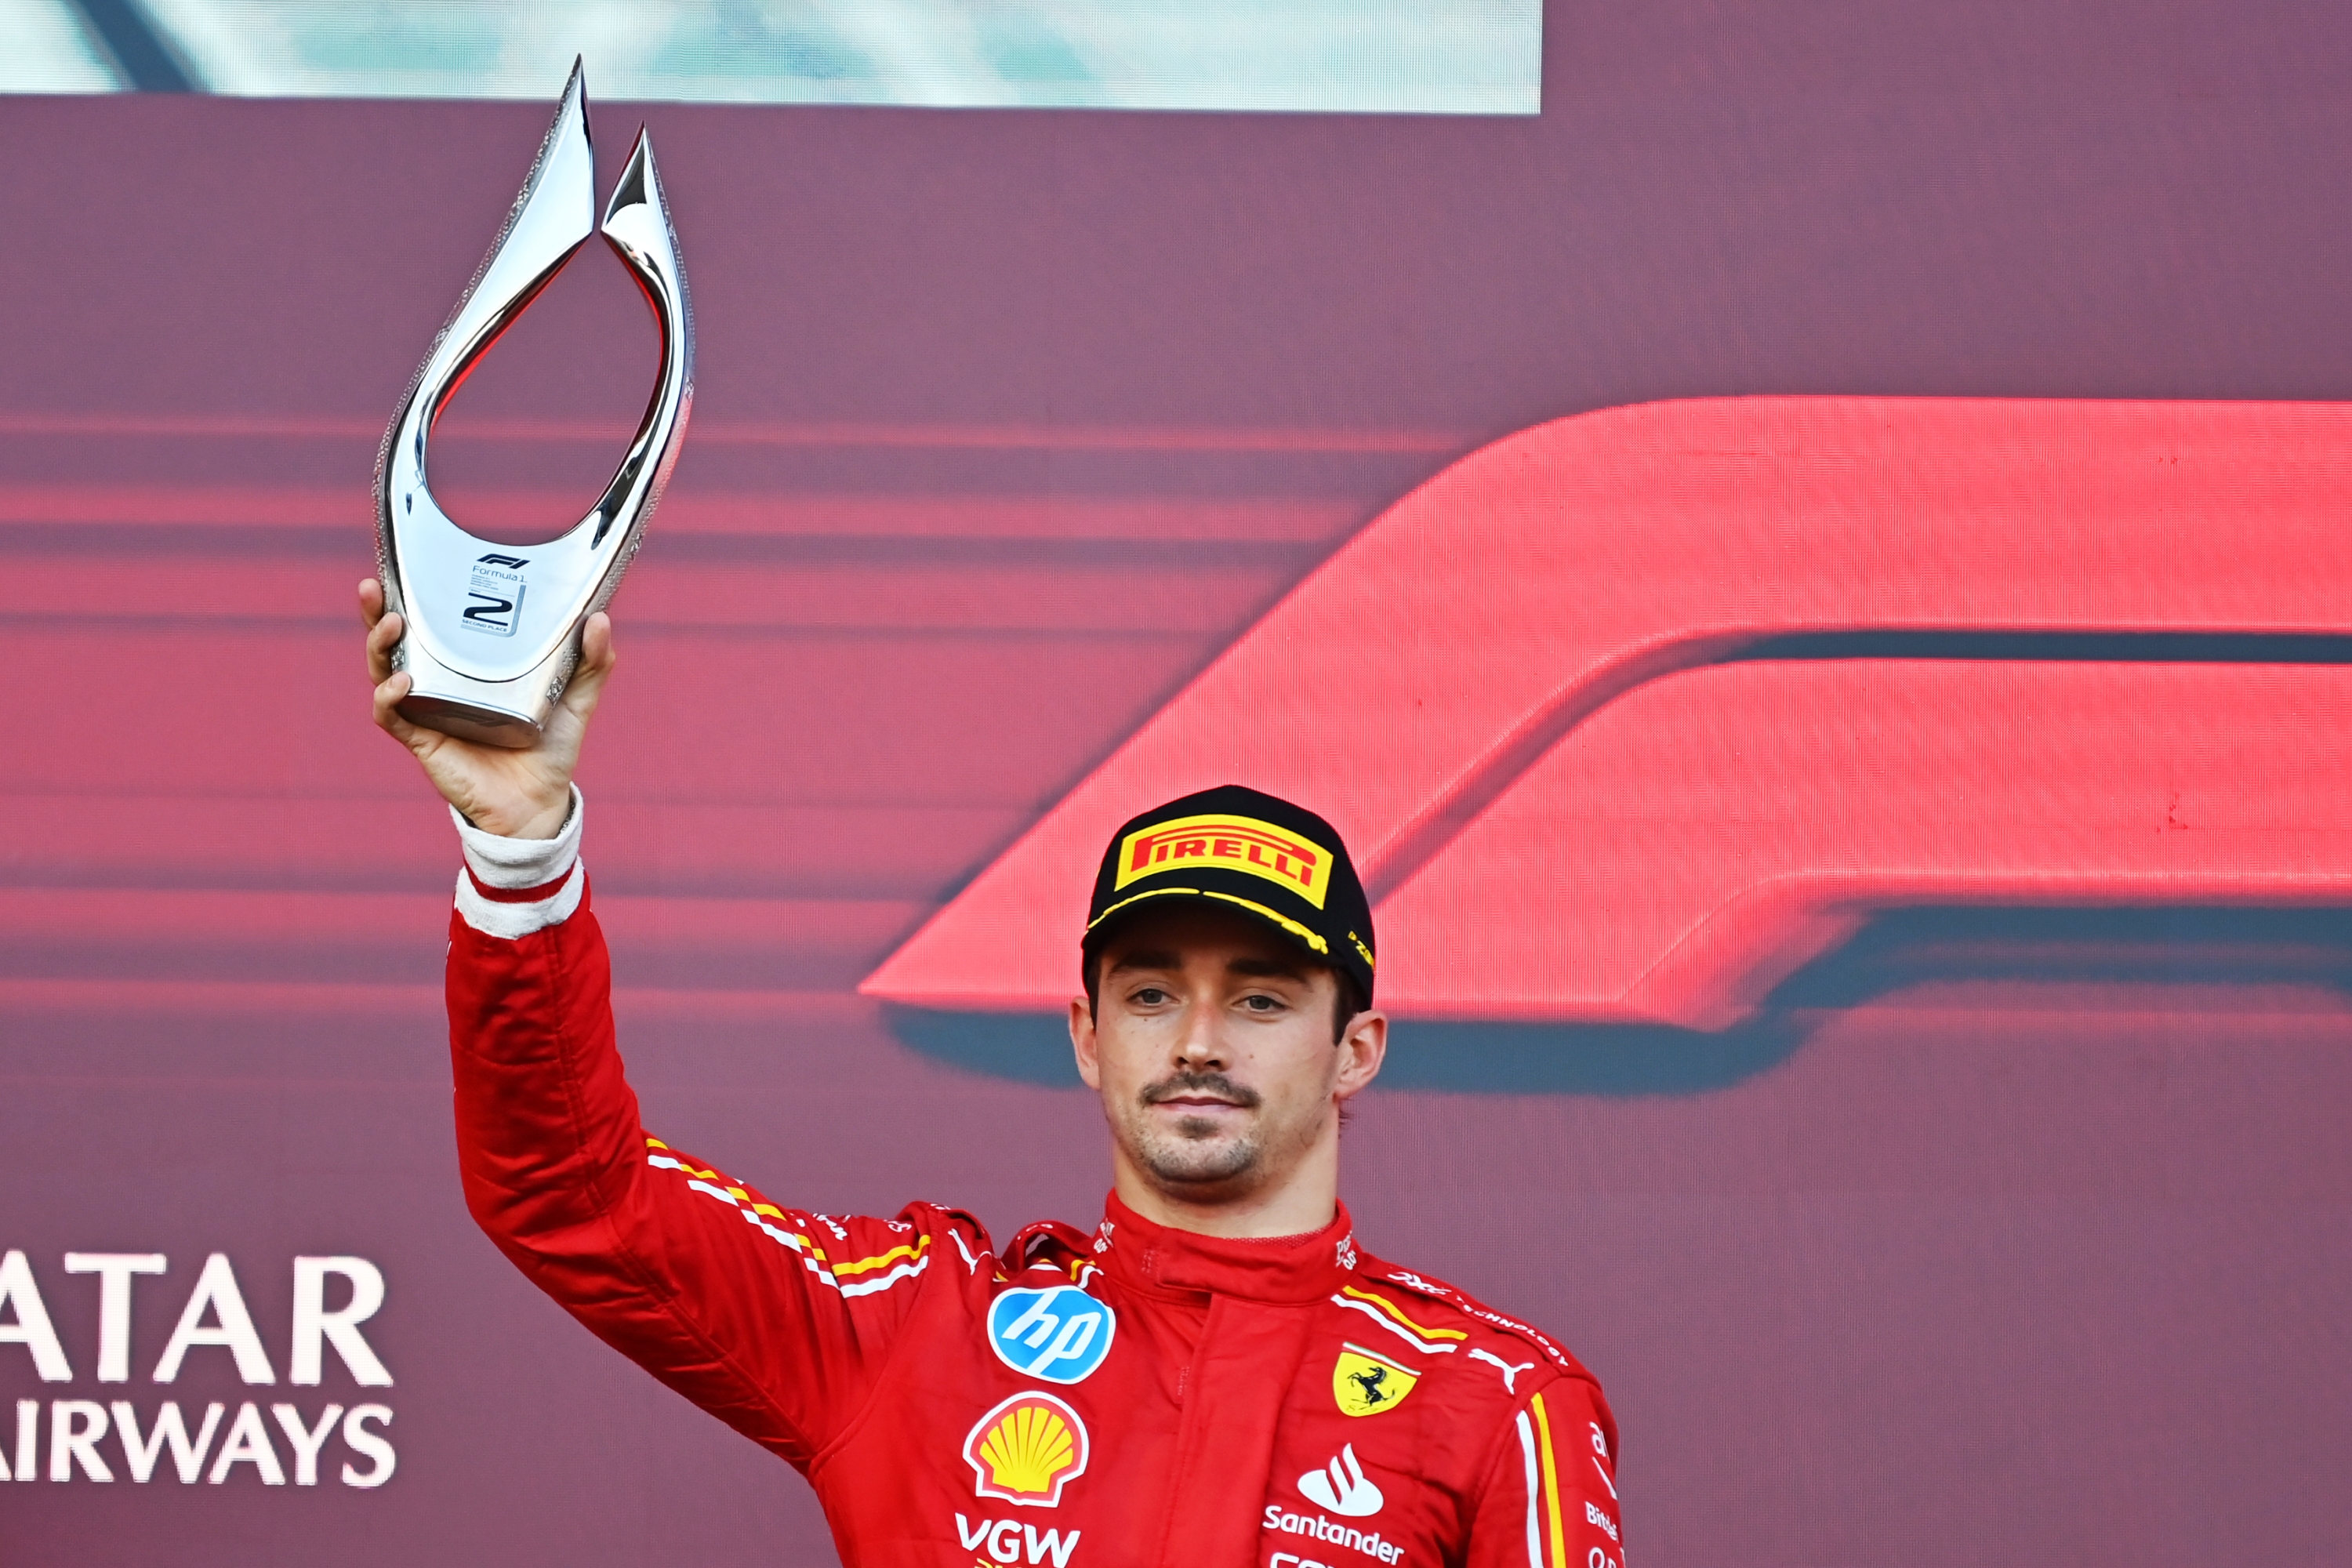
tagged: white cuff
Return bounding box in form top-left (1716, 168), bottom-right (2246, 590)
top-left (451, 786), bottom-right (586, 939)
top-left (452, 785), bottom-right (583, 887)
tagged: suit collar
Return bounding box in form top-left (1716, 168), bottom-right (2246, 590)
top-left (1091, 1189), bottom-right (1356, 1305)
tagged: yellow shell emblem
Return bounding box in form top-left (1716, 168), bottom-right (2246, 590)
top-left (963, 1391), bottom-right (1091, 1506)
top-left (1334, 1344), bottom-right (1419, 1417)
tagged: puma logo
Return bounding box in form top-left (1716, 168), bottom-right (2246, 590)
top-left (1468, 1346), bottom-right (1535, 1393)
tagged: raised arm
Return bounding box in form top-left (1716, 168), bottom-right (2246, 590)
top-left (363, 583), bottom-right (970, 1466)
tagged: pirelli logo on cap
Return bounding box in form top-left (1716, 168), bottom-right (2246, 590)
top-left (1115, 813), bottom-right (1333, 909)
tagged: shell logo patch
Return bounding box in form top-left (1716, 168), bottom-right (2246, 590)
top-left (988, 1285), bottom-right (1116, 1385)
top-left (964, 1391), bottom-right (1091, 1507)
top-left (1334, 1343), bottom-right (1419, 1417)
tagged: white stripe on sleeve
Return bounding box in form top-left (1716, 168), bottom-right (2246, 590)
top-left (1516, 1409), bottom-right (1543, 1568)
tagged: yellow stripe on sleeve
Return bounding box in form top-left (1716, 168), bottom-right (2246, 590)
top-left (1531, 1391), bottom-right (1567, 1568)
top-left (1339, 1284), bottom-right (1469, 1340)
top-left (833, 1237), bottom-right (931, 1277)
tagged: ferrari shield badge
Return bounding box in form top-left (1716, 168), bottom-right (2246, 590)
top-left (1333, 1343), bottom-right (1419, 1417)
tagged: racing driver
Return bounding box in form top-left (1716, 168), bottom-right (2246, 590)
top-left (363, 584), bottom-right (1627, 1568)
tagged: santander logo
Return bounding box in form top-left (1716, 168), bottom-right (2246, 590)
top-left (1299, 1443), bottom-right (1383, 1517)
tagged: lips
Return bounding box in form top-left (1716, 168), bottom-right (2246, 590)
top-left (1141, 1073), bottom-right (1260, 1112)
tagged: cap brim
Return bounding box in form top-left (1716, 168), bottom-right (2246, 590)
top-left (1081, 884), bottom-right (1338, 967)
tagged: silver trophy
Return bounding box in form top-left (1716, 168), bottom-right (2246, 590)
top-left (375, 60), bottom-right (692, 746)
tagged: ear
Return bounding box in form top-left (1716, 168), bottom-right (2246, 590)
top-left (1332, 1009), bottom-right (1387, 1102)
top-left (1069, 995), bottom-right (1104, 1091)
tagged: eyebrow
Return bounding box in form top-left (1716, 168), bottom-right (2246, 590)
top-left (1105, 949), bottom-right (1309, 982)
top-left (1105, 949), bottom-right (1185, 976)
top-left (1225, 956), bottom-right (1310, 981)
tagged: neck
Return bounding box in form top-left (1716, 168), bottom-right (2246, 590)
top-left (1108, 1136), bottom-right (1340, 1239)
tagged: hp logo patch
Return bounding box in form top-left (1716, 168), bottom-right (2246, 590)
top-left (988, 1286), bottom-right (1115, 1385)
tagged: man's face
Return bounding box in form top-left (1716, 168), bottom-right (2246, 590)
top-left (1070, 902), bottom-right (1384, 1208)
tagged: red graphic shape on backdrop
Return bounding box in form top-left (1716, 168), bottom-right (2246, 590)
top-left (860, 396), bottom-right (2352, 1024)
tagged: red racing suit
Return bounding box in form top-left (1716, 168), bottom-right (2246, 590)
top-left (446, 796), bottom-right (1625, 1568)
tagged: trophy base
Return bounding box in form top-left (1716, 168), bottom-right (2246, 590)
top-left (386, 620), bottom-right (575, 748)
top-left (396, 693), bottom-right (546, 749)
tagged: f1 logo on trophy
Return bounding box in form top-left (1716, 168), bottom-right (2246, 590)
top-left (374, 60), bottom-right (692, 746)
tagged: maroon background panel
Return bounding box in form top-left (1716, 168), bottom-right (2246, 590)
top-left (6, 2), bottom-right (2352, 1562)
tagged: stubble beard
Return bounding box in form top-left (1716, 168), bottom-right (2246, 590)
top-left (1127, 1071), bottom-right (1265, 1190)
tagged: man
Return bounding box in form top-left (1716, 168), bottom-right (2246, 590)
top-left (361, 583), bottom-right (1625, 1568)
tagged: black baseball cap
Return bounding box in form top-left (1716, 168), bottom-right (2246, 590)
top-left (1081, 784), bottom-right (1376, 1004)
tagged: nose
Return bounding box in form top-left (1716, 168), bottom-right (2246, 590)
top-left (1173, 994), bottom-right (1226, 1072)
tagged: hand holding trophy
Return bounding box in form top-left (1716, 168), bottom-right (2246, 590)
top-left (361, 580), bottom-right (608, 840)
top-left (361, 60), bottom-right (691, 838)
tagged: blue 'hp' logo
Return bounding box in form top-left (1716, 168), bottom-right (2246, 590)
top-left (988, 1286), bottom-right (1115, 1385)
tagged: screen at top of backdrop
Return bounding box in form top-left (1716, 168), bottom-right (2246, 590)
top-left (0, 0), bottom-right (1541, 112)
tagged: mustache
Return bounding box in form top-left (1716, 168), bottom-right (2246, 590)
top-left (1140, 1072), bottom-right (1261, 1110)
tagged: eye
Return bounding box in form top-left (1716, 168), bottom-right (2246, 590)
top-left (1131, 987), bottom-right (1171, 1007)
top-left (1240, 993), bottom-right (1285, 1013)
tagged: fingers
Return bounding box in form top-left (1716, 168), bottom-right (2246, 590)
top-left (371, 669), bottom-right (425, 747)
top-left (361, 579), bottom-right (401, 687)
top-left (561, 612), bottom-right (619, 718)
top-left (365, 606), bottom-right (405, 685)
top-left (361, 577), bottom-right (430, 753)
top-left (579, 612), bottom-right (615, 673)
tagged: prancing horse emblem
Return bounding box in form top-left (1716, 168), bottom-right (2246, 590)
top-left (1333, 1343), bottom-right (1421, 1418)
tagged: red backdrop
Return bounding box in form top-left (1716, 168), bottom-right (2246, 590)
top-left (7, 4), bottom-right (2352, 1560)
